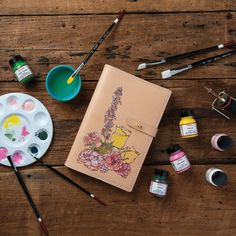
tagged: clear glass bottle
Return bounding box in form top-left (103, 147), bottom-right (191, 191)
top-left (149, 169), bottom-right (169, 197)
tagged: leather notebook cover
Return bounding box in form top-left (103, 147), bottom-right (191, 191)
top-left (65, 65), bottom-right (172, 192)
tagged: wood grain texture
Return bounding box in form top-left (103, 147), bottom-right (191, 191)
top-left (0, 0), bottom-right (236, 15)
top-left (0, 13), bottom-right (236, 81)
top-left (0, 165), bottom-right (236, 236)
top-left (1, 1), bottom-right (236, 236)
top-left (0, 80), bottom-right (235, 167)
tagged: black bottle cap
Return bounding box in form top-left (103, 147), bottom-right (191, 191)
top-left (155, 169), bottom-right (169, 180)
top-left (180, 110), bottom-right (194, 118)
top-left (155, 169), bottom-right (169, 177)
top-left (9, 55), bottom-right (24, 67)
top-left (166, 144), bottom-right (181, 155)
top-left (212, 171), bottom-right (228, 186)
top-left (217, 135), bottom-right (234, 150)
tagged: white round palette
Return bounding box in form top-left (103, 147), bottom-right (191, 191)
top-left (0, 93), bottom-right (53, 167)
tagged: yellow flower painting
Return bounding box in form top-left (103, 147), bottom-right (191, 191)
top-left (111, 126), bottom-right (131, 149)
top-left (121, 147), bottom-right (140, 164)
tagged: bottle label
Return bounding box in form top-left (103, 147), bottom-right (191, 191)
top-left (15, 65), bottom-right (33, 82)
top-left (180, 123), bottom-right (198, 137)
top-left (149, 181), bottom-right (167, 196)
top-left (171, 155), bottom-right (190, 172)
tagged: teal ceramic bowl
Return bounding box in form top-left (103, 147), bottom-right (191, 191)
top-left (46, 65), bottom-right (81, 102)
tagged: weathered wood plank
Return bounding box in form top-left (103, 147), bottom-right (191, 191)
top-left (0, 80), bottom-right (235, 167)
top-left (1, 2), bottom-right (235, 236)
top-left (0, 0), bottom-right (236, 15)
top-left (0, 13), bottom-right (236, 81)
top-left (0, 165), bottom-right (235, 236)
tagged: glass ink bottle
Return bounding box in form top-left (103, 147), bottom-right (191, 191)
top-left (9, 55), bottom-right (34, 84)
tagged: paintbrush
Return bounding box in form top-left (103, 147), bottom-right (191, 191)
top-left (31, 155), bottom-right (106, 206)
top-left (161, 48), bottom-right (236, 79)
top-left (67, 10), bottom-right (126, 84)
top-left (7, 156), bottom-right (49, 236)
top-left (137, 41), bottom-right (236, 70)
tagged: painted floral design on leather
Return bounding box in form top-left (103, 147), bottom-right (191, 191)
top-left (78, 87), bottom-right (140, 178)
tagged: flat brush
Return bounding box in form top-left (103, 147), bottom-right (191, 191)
top-left (32, 156), bottom-right (106, 206)
top-left (162, 48), bottom-right (236, 79)
top-left (67, 10), bottom-right (126, 84)
top-left (7, 156), bottom-right (49, 236)
top-left (137, 41), bottom-right (236, 70)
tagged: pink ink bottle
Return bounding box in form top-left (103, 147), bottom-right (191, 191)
top-left (166, 144), bottom-right (191, 173)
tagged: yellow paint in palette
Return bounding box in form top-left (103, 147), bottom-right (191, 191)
top-left (4, 115), bottom-right (21, 128)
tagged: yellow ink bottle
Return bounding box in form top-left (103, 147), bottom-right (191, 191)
top-left (179, 110), bottom-right (198, 138)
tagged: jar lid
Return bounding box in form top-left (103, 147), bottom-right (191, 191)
top-left (155, 169), bottom-right (169, 179)
top-left (166, 144), bottom-right (181, 155)
top-left (180, 109), bottom-right (193, 118)
top-left (9, 55), bottom-right (24, 67)
top-left (212, 171), bottom-right (228, 186)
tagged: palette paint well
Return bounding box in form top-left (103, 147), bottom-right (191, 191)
top-left (0, 93), bottom-right (53, 167)
top-left (36, 130), bottom-right (48, 141)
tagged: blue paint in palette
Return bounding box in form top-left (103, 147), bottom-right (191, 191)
top-left (31, 146), bottom-right (38, 156)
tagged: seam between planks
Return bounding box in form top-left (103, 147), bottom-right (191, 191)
top-left (0, 78), bottom-right (236, 82)
top-left (1, 162), bottom-right (236, 174)
top-left (0, 10), bottom-right (235, 17)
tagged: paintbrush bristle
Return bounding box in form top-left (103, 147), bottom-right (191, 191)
top-left (137, 63), bottom-right (147, 70)
top-left (66, 75), bottom-right (75, 85)
top-left (161, 69), bottom-right (172, 79)
top-left (224, 41), bottom-right (236, 49)
top-left (118, 10), bottom-right (126, 21)
top-left (38, 218), bottom-right (49, 236)
top-left (92, 196), bottom-right (107, 206)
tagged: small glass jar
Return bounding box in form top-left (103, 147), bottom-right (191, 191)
top-left (205, 167), bottom-right (228, 187)
top-left (149, 169), bottom-right (169, 197)
top-left (179, 110), bottom-right (198, 138)
top-left (166, 144), bottom-right (191, 173)
top-left (9, 55), bottom-right (34, 84)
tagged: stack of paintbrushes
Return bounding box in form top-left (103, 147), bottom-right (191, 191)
top-left (137, 41), bottom-right (236, 79)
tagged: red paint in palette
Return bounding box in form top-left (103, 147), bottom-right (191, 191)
top-left (8, 97), bottom-right (18, 107)
top-left (22, 125), bottom-right (30, 137)
top-left (0, 147), bottom-right (8, 160)
top-left (12, 152), bottom-right (23, 164)
top-left (0, 149), bottom-right (23, 164)
top-left (23, 100), bottom-right (35, 111)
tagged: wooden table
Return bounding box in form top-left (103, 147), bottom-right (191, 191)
top-left (1, 1), bottom-right (236, 235)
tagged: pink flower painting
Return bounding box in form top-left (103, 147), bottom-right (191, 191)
top-left (104, 151), bottom-right (123, 171)
top-left (77, 87), bottom-right (139, 178)
top-left (117, 163), bottom-right (131, 177)
top-left (83, 132), bottom-right (101, 147)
